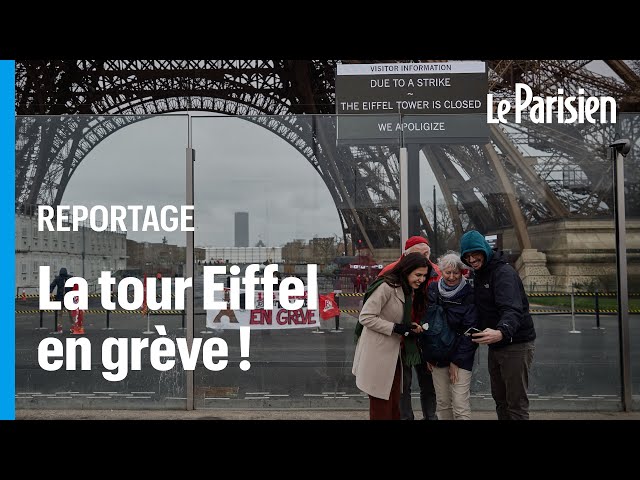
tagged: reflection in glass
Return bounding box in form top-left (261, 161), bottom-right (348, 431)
top-left (15, 115), bottom-right (189, 409)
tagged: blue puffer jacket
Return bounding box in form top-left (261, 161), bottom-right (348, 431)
top-left (427, 280), bottom-right (479, 372)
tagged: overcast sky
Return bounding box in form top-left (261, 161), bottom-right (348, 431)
top-left (62, 114), bottom-right (345, 248)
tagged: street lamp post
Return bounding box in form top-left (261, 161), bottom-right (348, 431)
top-left (433, 185), bottom-right (438, 258)
top-left (81, 223), bottom-right (85, 278)
top-left (610, 138), bottom-right (632, 412)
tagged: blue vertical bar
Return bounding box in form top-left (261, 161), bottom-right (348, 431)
top-left (0, 60), bottom-right (15, 420)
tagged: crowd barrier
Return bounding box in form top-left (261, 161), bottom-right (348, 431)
top-left (16, 287), bottom-right (640, 338)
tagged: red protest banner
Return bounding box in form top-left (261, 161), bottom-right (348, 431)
top-left (319, 292), bottom-right (340, 320)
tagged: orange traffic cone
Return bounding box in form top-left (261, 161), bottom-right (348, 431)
top-left (71, 309), bottom-right (85, 334)
top-left (21, 289), bottom-right (26, 301)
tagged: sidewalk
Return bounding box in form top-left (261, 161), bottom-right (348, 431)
top-left (15, 408), bottom-right (640, 420)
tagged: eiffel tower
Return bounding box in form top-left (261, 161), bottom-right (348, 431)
top-left (15, 60), bottom-right (640, 254)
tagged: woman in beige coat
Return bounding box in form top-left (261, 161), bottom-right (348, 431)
top-left (352, 252), bottom-right (431, 420)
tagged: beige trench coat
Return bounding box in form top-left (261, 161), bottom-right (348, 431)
top-left (352, 282), bottom-right (406, 400)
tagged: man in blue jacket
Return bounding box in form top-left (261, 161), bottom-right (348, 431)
top-left (459, 230), bottom-right (536, 420)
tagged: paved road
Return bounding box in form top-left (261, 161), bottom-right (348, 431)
top-left (15, 289), bottom-right (640, 412)
top-left (15, 408), bottom-right (640, 420)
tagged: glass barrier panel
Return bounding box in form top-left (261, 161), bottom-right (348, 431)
top-left (412, 112), bottom-right (623, 411)
top-left (15, 110), bottom-right (636, 414)
top-left (191, 114), bottom-right (402, 408)
top-left (620, 113), bottom-right (640, 410)
top-left (15, 114), bottom-right (189, 410)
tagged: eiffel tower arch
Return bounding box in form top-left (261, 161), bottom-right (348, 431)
top-left (15, 60), bottom-right (640, 282)
top-left (16, 60), bottom-right (406, 253)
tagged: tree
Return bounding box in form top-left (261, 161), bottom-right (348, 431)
top-left (282, 239), bottom-right (306, 264)
top-left (426, 199), bottom-right (458, 257)
top-left (310, 234), bottom-right (340, 266)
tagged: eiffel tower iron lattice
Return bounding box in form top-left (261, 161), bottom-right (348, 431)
top-left (15, 60), bottom-right (640, 252)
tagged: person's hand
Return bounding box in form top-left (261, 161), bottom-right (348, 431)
top-left (393, 323), bottom-right (411, 336)
top-left (471, 328), bottom-right (503, 345)
top-left (411, 322), bottom-right (423, 334)
top-left (449, 363), bottom-right (459, 384)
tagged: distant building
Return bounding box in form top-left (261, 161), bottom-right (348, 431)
top-left (15, 212), bottom-right (127, 293)
top-left (126, 239), bottom-right (206, 277)
top-left (234, 212), bottom-right (249, 247)
top-left (281, 237), bottom-right (344, 266)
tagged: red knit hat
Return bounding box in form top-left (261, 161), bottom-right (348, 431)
top-left (404, 235), bottom-right (429, 250)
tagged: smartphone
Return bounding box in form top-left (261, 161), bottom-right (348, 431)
top-left (464, 327), bottom-right (482, 336)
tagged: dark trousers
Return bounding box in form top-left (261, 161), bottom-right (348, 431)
top-left (369, 357), bottom-right (402, 420)
top-left (488, 341), bottom-right (535, 420)
top-left (399, 362), bottom-right (437, 420)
